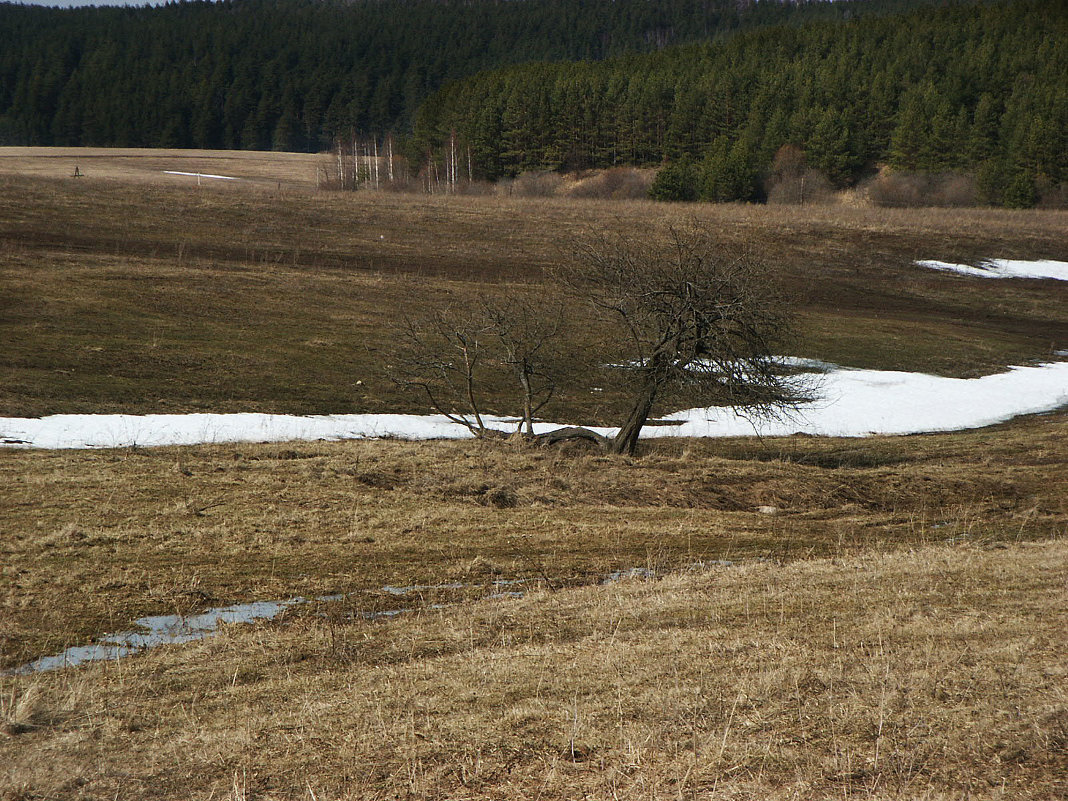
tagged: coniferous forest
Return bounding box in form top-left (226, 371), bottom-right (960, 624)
top-left (1, 0), bottom-right (1065, 206)
top-left (0, 0), bottom-right (912, 151)
top-left (414, 1), bottom-right (1067, 206)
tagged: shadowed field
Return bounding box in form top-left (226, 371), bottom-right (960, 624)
top-left (1, 157), bottom-right (1066, 420)
top-left (0, 150), bottom-right (1066, 799)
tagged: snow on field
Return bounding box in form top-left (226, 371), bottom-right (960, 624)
top-left (2, 361), bottom-right (1066, 449)
top-left (162, 170), bottom-right (239, 181)
top-left (652, 361), bottom-right (1068, 438)
top-left (0, 412), bottom-right (500, 449)
top-left (916, 258), bottom-right (1068, 280)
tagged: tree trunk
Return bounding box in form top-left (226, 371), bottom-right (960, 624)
top-left (610, 377), bottom-right (658, 455)
top-left (535, 427), bottom-right (608, 447)
top-left (518, 370), bottom-right (535, 436)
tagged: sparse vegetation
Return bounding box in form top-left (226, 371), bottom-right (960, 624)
top-left (0, 152), bottom-right (1066, 799)
top-left (557, 226), bottom-right (805, 454)
top-left (388, 289), bottom-right (565, 436)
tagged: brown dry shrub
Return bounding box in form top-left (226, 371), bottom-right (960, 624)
top-left (1036, 178), bottom-right (1068, 209)
top-left (866, 170), bottom-right (978, 208)
top-left (376, 176), bottom-right (418, 193)
top-left (564, 168), bottom-right (655, 200)
top-left (453, 180), bottom-right (496, 197)
top-left (502, 171), bottom-right (564, 198)
top-left (764, 145), bottom-right (837, 206)
top-left (766, 169), bottom-right (836, 205)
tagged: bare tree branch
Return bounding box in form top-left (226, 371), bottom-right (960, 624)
top-left (387, 289), bottom-right (565, 438)
top-left (558, 223), bottom-right (809, 455)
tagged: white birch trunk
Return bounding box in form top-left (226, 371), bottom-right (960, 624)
top-left (373, 137), bottom-right (380, 189)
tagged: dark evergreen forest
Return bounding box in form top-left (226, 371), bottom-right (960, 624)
top-left (1, 0), bottom-right (940, 152)
top-left (413, 1), bottom-right (1066, 206)
top-left (1, 0), bottom-right (1063, 205)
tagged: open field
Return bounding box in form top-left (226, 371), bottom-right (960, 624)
top-left (0, 147), bottom-right (324, 190)
top-left (1, 149), bottom-right (1066, 798)
top-left (1, 151), bottom-right (1066, 420)
top-left (3, 411), bottom-right (1065, 671)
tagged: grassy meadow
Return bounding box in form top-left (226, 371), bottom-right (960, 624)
top-left (0, 150), bottom-right (1066, 799)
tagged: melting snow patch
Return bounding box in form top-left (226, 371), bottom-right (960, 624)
top-left (381, 582), bottom-right (468, 596)
top-left (7, 598), bottom-right (305, 675)
top-left (163, 170), bottom-right (239, 181)
top-left (602, 567), bottom-right (657, 584)
top-left (0, 412), bottom-right (610, 450)
top-left (653, 361), bottom-right (1068, 438)
top-left (8, 568), bottom-right (649, 674)
top-left (0, 363), bottom-right (1065, 449)
top-left (917, 259), bottom-right (1068, 281)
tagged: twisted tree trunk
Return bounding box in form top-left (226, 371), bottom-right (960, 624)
top-left (610, 375), bottom-right (659, 455)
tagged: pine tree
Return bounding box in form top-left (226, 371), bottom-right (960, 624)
top-left (648, 154), bottom-right (698, 201)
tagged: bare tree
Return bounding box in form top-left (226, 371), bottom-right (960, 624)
top-left (389, 307), bottom-right (494, 436)
top-left (388, 291), bottom-right (563, 437)
top-left (387, 228), bottom-right (805, 455)
top-left (559, 225), bottom-right (807, 455)
top-left (478, 294), bottom-right (562, 435)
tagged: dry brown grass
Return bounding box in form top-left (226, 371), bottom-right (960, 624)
top-left (1, 157), bottom-right (1065, 419)
top-left (1, 537), bottom-right (1064, 799)
top-left (2, 411), bottom-right (1065, 672)
top-left (0, 147), bottom-right (323, 189)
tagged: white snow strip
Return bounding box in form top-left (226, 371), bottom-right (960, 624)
top-left (0, 411), bottom-right (612, 450)
top-left (1, 362), bottom-right (1065, 449)
top-left (917, 259), bottom-right (1068, 281)
top-left (163, 170), bottom-right (239, 181)
top-left (652, 362), bottom-right (1068, 438)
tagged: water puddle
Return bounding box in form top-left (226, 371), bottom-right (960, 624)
top-left (7, 563), bottom-right (742, 675)
top-left (381, 582), bottom-right (468, 596)
top-left (8, 599), bottom-right (306, 675)
top-left (602, 567), bottom-right (658, 584)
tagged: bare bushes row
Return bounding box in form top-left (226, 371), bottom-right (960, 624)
top-left (321, 155), bottom-right (1065, 209)
top-left (861, 170), bottom-right (1067, 209)
top-left (864, 170), bottom-right (978, 208)
top-left (318, 162), bottom-right (655, 200)
top-left (497, 167), bottom-right (656, 200)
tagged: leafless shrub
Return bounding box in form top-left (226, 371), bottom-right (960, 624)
top-left (1036, 178), bottom-right (1068, 210)
top-left (766, 169), bottom-right (835, 205)
top-left (565, 168), bottom-right (656, 200)
top-left (866, 170), bottom-right (978, 208)
top-left (453, 180), bottom-right (497, 197)
top-left (387, 289), bottom-right (564, 437)
top-left (505, 171), bottom-right (565, 198)
top-left (376, 175), bottom-right (418, 194)
top-left (764, 145), bottom-right (836, 206)
top-left (557, 224), bottom-right (809, 455)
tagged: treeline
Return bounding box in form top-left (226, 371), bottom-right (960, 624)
top-left (0, 0), bottom-right (918, 152)
top-left (413, 1), bottom-right (1068, 206)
